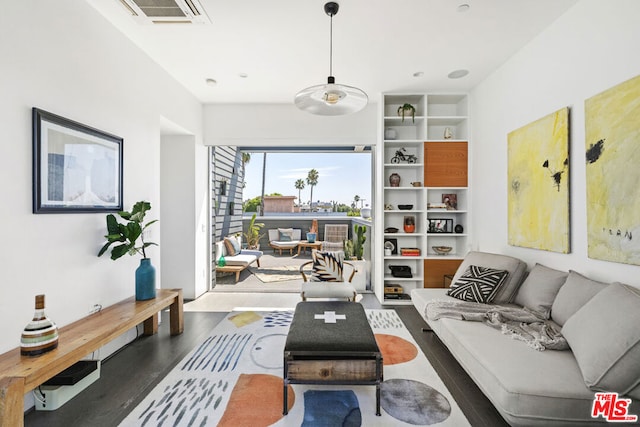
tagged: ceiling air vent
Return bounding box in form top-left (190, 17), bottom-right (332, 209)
top-left (118, 0), bottom-right (211, 24)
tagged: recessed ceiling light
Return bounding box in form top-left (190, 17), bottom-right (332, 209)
top-left (205, 78), bottom-right (217, 86)
top-left (413, 71), bottom-right (424, 78)
top-left (238, 73), bottom-right (248, 78)
top-left (448, 69), bottom-right (469, 79)
top-left (457, 4), bottom-right (470, 12)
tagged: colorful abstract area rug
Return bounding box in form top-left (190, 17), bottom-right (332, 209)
top-left (119, 309), bottom-right (469, 427)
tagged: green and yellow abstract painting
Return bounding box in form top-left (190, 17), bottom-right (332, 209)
top-left (585, 74), bottom-right (640, 265)
top-left (508, 108), bottom-right (570, 253)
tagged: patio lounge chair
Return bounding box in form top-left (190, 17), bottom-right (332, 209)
top-left (321, 224), bottom-right (348, 251)
top-left (299, 249), bottom-right (357, 301)
top-left (268, 228), bottom-right (301, 255)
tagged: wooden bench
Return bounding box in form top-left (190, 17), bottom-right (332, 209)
top-left (0, 288), bottom-right (184, 427)
top-left (216, 264), bottom-right (249, 283)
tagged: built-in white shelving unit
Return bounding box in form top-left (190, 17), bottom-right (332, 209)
top-left (376, 93), bottom-right (470, 304)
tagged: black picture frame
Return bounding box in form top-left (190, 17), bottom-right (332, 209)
top-left (384, 238), bottom-right (398, 255)
top-left (32, 108), bottom-right (123, 213)
top-left (428, 218), bottom-right (453, 233)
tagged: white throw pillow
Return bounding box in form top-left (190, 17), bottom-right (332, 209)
top-left (514, 264), bottom-right (568, 319)
top-left (562, 282), bottom-right (640, 399)
top-left (550, 270), bottom-right (607, 326)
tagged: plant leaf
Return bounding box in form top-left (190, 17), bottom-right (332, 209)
top-left (110, 243), bottom-right (131, 260)
top-left (106, 214), bottom-right (120, 235)
top-left (98, 241), bottom-right (114, 257)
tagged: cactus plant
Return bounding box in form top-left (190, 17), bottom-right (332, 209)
top-left (353, 224), bottom-right (367, 260)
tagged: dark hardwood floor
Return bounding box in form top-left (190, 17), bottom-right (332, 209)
top-left (25, 299), bottom-right (508, 426)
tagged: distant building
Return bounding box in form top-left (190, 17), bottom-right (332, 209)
top-left (264, 196), bottom-right (296, 213)
top-left (299, 201), bottom-right (334, 213)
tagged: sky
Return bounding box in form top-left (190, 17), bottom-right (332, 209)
top-left (243, 152), bottom-right (372, 207)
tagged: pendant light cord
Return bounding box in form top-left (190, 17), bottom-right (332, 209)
top-left (329, 12), bottom-right (333, 77)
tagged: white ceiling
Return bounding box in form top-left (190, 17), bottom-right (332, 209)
top-left (88, 0), bottom-right (578, 105)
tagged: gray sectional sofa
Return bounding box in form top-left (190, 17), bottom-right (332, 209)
top-left (411, 251), bottom-right (640, 426)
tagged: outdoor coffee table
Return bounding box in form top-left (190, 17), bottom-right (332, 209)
top-left (283, 301), bottom-right (383, 416)
top-left (297, 240), bottom-right (323, 256)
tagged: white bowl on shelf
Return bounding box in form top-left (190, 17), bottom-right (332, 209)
top-left (432, 246), bottom-right (453, 255)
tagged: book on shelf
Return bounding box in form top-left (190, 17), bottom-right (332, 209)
top-left (400, 248), bottom-right (421, 256)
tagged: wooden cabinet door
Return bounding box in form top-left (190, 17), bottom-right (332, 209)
top-left (424, 259), bottom-right (463, 288)
top-left (424, 142), bottom-right (468, 187)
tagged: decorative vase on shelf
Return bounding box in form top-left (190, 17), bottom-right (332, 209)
top-left (444, 127), bottom-right (453, 139)
top-left (21, 294), bottom-right (59, 356)
top-left (135, 258), bottom-right (156, 301)
top-left (403, 216), bottom-right (416, 233)
top-left (389, 173), bottom-right (401, 187)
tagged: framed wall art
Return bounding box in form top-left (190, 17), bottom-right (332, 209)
top-left (428, 218), bottom-right (453, 233)
top-left (507, 107), bottom-right (570, 253)
top-left (585, 74), bottom-right (640, 265)
top-left (32, 108), bottom-right (123, 213)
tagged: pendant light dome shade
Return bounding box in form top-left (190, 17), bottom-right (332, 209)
top-left (295, 2), bottom-right (368, 115)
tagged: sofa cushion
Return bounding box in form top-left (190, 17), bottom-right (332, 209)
top-left (215, 241), bottom-right (227, 261)
top-left (550, 270), bottom-right (607, 326)
top-left (562, 282), bottom-right (640, 399)
top-left (447, 265), bottom-right (508, 303)
top-left (411, 288), bottom-right (618, 426)
top-left (451, 251), bottom-right (527, 303)
top-left (310, 250), bottom-right (344, 282)
top-left (514, 264), bottom-right (568, 319)
top-left (223, 253), bottom-right (258, 267)
top-left (278, 228), bottom-right (294, 241)
top-left (223, 236), bottom-right (241, 256)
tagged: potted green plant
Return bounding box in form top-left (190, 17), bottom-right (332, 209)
top-left (353, 224), bottom-right (367, 260)
top-left (98, 201), bottom-right (158, 300)
top-left (243, 213), bottom-right (265, 250)
top-left (397, 103), bottom-right (416, 123)
top-left (343, 239), bottom-right (355, 260)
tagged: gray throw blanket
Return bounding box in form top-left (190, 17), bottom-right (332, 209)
top-left (425, 299), bottom-right (569, 351)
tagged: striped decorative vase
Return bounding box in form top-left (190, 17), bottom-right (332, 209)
top-left (135, 258), bottom-right (156, 301)
top-left (21, 294), bottom-right (59, 356)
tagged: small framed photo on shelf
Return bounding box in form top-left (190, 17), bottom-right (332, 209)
top-left (428, 218), bottom-right (453, 233)
top-left (442, 194), bottom-right (457, 210)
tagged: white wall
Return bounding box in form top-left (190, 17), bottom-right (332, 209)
top-left (204, 103), bottom-right (377, 146)
top-left (0, 0), bottom-right (203, 362)
top-left (160, 136), bottom-right (209, 300)
top-left (470, 0), bottom-right (640, 287)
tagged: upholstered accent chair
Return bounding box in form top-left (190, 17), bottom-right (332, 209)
top-left (268, 228), bottom-right (301, 255)
top-left (299, 250), bottom-right (357, 301)
top-left (321, 224), bottom-right (349, 252)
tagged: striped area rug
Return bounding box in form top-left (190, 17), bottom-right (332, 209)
top-left (119, 309), bottom-right (469, 426)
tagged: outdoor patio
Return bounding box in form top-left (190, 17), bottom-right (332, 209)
top-left (213, 252), bottom-right (310, 293)
top-left (213, 215), bottom-right (372, 293)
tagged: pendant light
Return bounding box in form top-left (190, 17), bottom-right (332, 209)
top-left (294, 2), bottom-right (368, 115)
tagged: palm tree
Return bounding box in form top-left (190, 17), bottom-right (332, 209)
top-left (353, 195), bottom-right (361, 209)
top-left (259, 153), bottom-right (267, 215)
top-left (294, 179), bottom-right (305, 207)
top-left (306, 169), bottom-right (319, 211)
top-left (241, 151), bottom-right (251, 186)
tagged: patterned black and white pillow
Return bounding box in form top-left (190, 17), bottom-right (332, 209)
top-left (310, 250), bottom-right (344, 282)
top-left (447, 265), bottom-right (509, 303)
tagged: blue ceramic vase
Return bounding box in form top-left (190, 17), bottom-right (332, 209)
top-left (135, 258), bottom-right (156, 300)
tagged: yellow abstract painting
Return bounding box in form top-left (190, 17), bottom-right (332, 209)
top-left (508, 108), bottom-right (570, 253)
top-left (585, 74), bottom-right (640, 265)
